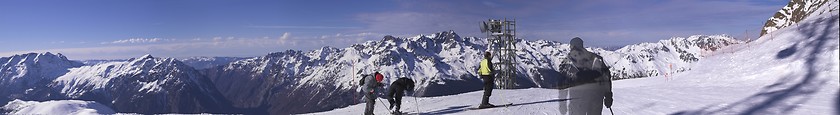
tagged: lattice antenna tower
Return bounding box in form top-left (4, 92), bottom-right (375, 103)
top-left (480, 18), bottom-right (517, 89)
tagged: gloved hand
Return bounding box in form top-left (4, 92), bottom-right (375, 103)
top-left (604, 91), bottom-right (613, 108)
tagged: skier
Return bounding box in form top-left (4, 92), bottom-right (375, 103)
top-left (386, 77), bottom-right (415, 114)
top-left (363, 72), bottom-right (385, 115)
top-left (477, 51), bottom-right (497, 108)
top-left (563, 37), bottom-right (614, 115)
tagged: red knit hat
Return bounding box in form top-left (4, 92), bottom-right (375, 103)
top-left (375, 72), bottom-right (384, 82)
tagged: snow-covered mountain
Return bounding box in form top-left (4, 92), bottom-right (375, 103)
top-left (597, 35), bottom-right (743, 79)
top-left (202, 30), bottom-right (740, 114)
top-left (0, 53), bottom-right (83, 103)
top-left (0, 53), bottom-right (240, 114)
top-left (50, 54), bottom-right (234, 113)
top-left (761, 0), bottom-right (835, 36)
top-left (79, 57), bottom-right (247, 69)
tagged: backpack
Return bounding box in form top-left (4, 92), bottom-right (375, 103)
top-left (358, 72), bottom-right (384, 86)
top-left (359, 74), bottom-right (369, 86)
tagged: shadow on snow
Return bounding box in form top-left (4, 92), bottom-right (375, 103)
top-left (672, 14), bottom-right (839, 115)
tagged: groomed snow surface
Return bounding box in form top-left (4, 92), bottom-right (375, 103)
top-left (2, 99), bottom-right (115, 115)
top-left (608, 7), bottom-right (838, 114)
top-left (309, 88), bottom-right (563, 115)
top-left (310, 3), bottom-right (839, 115)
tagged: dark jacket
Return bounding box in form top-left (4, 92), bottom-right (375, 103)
top-left (363, 74), bottom-right (380, 94)
top-left (387, 77), bottom-right (415, 96)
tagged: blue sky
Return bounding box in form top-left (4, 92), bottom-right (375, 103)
top-left (0, 0), bottom-right (787, 59)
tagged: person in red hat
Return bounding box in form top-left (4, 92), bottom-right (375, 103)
top-left (363, 71), bottom-right (385, 115)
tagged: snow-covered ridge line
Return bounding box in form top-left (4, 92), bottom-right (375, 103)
top-left (48, 54), bottom-right (232, 113)
top-left (0, 54), bottom-right (236, 114)
top-left (598, 34), bottom-right (743, 79)
top-left (761, 0), bottom-right (835, 36)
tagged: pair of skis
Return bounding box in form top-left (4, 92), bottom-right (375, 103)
top-left (380, 99), bottom-right (416, 115)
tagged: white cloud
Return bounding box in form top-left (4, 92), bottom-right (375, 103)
top-left (247, 25), bottom-right (360, 29)
top-left (0, 31), bottom-right (396, 60)
top-left (1, 37), bottom-right (288, 60)
top-left (102, 38), bottom-right (174, 44)
top-left (280, 32), bottom-right (291, 40)
top-left (315, 32), bottom-right (387, 44)
top-left (277, 32), bottom-right (295, 45)
top-left (0, 32), bottom-right (330, 60)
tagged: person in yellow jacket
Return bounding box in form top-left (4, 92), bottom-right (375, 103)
top-left (478, 52), bottom-right (496, 108)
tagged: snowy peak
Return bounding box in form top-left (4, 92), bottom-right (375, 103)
top-left (410, 30), bottom-right (461, 42)
top-left (0, 52), bottom-right (81, 67)
top-left (139, 54), bottom-right (154, 60)
top-left (0, 52), bottom-right (83, 88)
top-left (50, 54), bottom-right (231, 113)
top-left (0, 52), bottom-right (84, 108)
top-left (129, 54), bottom-right (156, 63)
top-left (596, 35), bottom-right (742, 79)
top-left (54, 54), bottom-right (200, 95)
top-left (761, 0), bottom-right (834, 36)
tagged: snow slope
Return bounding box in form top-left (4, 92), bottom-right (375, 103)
top-left (1, 99), bottom-right (116, 115)
top-left (50, 54), bottom-right (234, 113)
top-left (307, 88), bottom-right (563, 115)
top-left (609, 2), bottom-right (839, 114)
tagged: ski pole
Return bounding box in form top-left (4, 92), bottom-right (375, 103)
top-left (377, 98), bottom-right (391, 112)
top-left (609, 107), bottom-right (615, 115)
top-left (413, 94), bottom-right (421, 114)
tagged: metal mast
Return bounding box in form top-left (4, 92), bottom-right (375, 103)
top-left (480, 18), bottom-right (517, 89)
